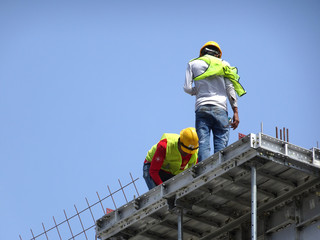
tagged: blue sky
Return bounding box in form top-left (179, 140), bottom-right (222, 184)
top-left (1, 0), bottom-right (319, 239)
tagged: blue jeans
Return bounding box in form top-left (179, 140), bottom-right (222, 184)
top-left (195, 104), bottom-right (230, 162)
top-left (143, 162), bottom-right (174, 190)
top-left (143, 163), bottom-right (157, 190)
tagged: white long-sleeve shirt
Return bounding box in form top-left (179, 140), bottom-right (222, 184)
top-left (184, 58), bottom-right (238, 112)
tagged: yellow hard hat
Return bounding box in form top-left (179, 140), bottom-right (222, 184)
top-left (179, 127), bottom-right (199, 154)
top-left (199, 41), bottom-right (222, 58)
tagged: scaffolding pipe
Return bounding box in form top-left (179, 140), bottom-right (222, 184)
top-left (251, 164), bottom-right (257, 240)
top-left (177, 208), bottom-right (183, 240)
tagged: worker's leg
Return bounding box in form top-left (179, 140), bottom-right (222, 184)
top-left (212, 106), bottom-right (230, 153)
top-left (143, 162), bottom-right (157, 190)
top-left (196, 105), bottom-right (212, 162)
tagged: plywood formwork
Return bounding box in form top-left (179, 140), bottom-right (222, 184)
top-left (96, 133), bottom-right (320, 240)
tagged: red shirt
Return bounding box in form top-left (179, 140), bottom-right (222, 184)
top-left (145, 139), bottom-right (192, 185)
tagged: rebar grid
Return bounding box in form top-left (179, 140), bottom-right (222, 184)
top-left (20, 173), bottom-right (140, 240)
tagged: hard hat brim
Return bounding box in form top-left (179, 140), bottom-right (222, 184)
top-left (180, 142), bottom-right (198, 155)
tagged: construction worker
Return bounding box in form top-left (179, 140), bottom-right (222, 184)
top-left (143, 127), bottom-right (199, 190)
top-left (184, 41), bottom-right (246, 162)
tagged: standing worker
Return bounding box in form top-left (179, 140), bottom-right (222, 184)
top-left (184, 41), bottom-right (246, 162)
top-left (143, 127), bottom-right (199, 190)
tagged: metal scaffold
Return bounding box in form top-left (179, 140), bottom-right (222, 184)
top-left (96, 133), bottom-right (320, 240)
top-left (19, 131), bottom-right (320, 240)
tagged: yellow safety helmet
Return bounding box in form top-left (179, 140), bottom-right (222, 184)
top-left (199, 41), bottom-right (222, 58)
top-left (179, 127), bottom-right (199, 154)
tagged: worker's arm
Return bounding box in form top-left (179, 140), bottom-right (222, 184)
top-left (184, 155), bottom-right (197, 169)
top-left (231, 106), bottom-right (239, 130)
top-left (149, 139), bottom-right (167, 185)
top-left (183, 63), bottom-right (196, 95)
top-left (225, 78), bottom-right (239, 130)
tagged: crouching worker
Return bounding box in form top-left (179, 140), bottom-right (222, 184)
top-left (143, 127), bottom-right (199, 190)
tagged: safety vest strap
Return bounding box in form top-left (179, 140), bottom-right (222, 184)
top-left (190, 55), bottom-right (246, 97)
top-left (146, 133), bottom-right (197, 175)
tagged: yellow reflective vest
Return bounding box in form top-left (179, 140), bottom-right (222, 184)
top-left (145, 133), bottom-right (198, 175)
top-left (190, 55), bottom-right (246, 97)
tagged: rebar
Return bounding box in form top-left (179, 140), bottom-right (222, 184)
top-left (20, 173), bottom-right (140, 240)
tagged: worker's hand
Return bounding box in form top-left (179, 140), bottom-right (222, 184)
top-left (231, 112), bottom-right (239, 130)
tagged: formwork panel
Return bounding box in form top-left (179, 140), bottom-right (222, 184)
top-left (300, 221), bottom-right (320, 240)
top-left (269, 225), bottom-right (295, 240)
top-left (96, 133), bottom-right (320, 240)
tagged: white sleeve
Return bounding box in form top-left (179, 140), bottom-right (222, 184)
top-left (183, 63), bottom-right (196, 95)
top-left (223, 60), bottom-right (238, 108)
top-left (225, 78), bottom-right (238, 108)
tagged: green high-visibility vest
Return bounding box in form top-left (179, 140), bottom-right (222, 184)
top-left (190, 55), bottom-right (246, 97)
top-left (146, 133), bottom-right (198, 175)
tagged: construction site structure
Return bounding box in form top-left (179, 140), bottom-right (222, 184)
top-left (95, 133), bottom-right (320, 240)
top-left (19, 173), bottom-right (141, 240)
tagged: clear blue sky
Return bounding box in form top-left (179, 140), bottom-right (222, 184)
top-left (1, 0), bottom-right (319, 239)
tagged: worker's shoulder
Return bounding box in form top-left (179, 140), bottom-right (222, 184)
top-left (221, 59), bottom-right (231, 66)
top-left (160, 133), bottom-right (179, 140)
top-left (188, 58), bottom-right (208, 69)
